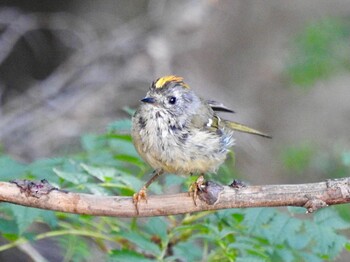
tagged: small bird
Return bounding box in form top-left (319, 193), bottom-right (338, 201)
top-left (131, 75), bottom-right (270, 212)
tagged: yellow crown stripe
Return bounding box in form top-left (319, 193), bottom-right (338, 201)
top-left (154, 75), bottom-right (189, 89)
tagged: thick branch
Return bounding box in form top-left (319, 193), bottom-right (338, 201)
top-left (0, 177), bottom-right (350, 217)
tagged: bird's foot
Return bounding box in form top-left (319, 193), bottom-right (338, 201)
top-left (133, 186), bottom-right (148, 214)
top-left (188, 175), bottom-right (205, 206)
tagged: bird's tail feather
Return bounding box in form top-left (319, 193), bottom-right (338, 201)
top-left (224, 120), bottom-right (271, 138)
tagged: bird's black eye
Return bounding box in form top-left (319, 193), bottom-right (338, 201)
top-left (168, 96), bottom-right (177, 104)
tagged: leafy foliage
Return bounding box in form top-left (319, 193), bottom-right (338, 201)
top-left (0, 119), bottom-right (349, 261)
top-left (286, 18), bottom-right (350, 88)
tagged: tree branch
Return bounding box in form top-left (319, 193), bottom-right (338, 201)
top-left (1, 177), bottom-right (350, 217)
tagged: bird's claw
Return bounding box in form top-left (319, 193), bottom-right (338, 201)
top-left (133, 186), bottom-right (148, 214)
top-left (189, 175), bottom-right (205, 206)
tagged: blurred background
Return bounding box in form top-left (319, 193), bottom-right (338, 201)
top-left (2, 1), bottom-right (350, 261)
top-left (1, 0), bottom-right (350, 185)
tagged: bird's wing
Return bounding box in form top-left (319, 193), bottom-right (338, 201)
top-left (189, 101), bottom-right (220, 131)
top-left (206, 100), bottom-right (235, 113)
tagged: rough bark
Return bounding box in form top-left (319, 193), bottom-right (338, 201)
top-left (0, 177), bottom-right (349, 217)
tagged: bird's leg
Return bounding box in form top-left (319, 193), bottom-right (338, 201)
top-left (133, 169), bottom-right (164, 214)
top-left (189, 174), bottom-right (205, 206)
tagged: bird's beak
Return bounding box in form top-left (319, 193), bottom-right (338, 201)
top-left (141, 97), bottom-right (156, 104)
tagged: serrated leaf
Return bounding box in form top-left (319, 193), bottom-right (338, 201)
top-left (305, 221), bottom-right (347, 258)
top-left (314, 208), bottom-right (350, 230)
top-left (243, 208), bottom-right (276, 234)
top-left (263, 214), bottom-right (300, 245)
top-left (286, 224), bottom-right (310, 250)
top-left (231, 236), bottom-right (266, 258)
top-left (80, 163), bottom-right (116, 181)
top-left (53, 168), bottom-right (88, 184)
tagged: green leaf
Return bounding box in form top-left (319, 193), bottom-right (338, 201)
top-left (0, 156), bottom-right (26, 180)
top-left (80, 163), bottom-right (116, 181)
top-left (260, 213), bottom-right (291, 245)
top-left (120, 232), bottom-right (161, 257)
top-left (27, 158), bottom-right (64, 181)
top-left (286, 221), bottom-right (310, 250)
top-left (109, 139), bottom-right (138, 157)
top-left (10, 205), bottom-right (41, 235)
top-left (172, 239), bottom-right (202, 261)
top-left (173, 224), bottom-right (209, 233)
top-left (236, 256), bottom-right (266, 262)
top-left (287, 206), bottom-right (306, 214)
top-left (144, 217), bottom-right (168, 243)
top-left (286, 18), bottom-right (350, 87)
top-left (39, 210), bottom-right (58, 228)
top-left (345, 242), bottom-right (350, 251)
top-left (107, 119), bottom-right (132, 132)
top-left (115, 155), bottom-right (145, 169)
top-left (122, 106), bottom-right (136, 116)
top-left (105, 133), bottom-right (132, 142)
top-left (164, 174), bottom-right (185, 187)
top-left (314, 208), bottom-right (350, 230)
top-left (243, 208), bottom-right (276, 234)
top-left (81, 134), bottom-right (106, 151)
top-left (0, 217), bottom-right (19, 235)
top-left (299, 252), bottom-right (324, 262)
top-left (58, 235), bottom-right (91, 262)
top-left (109, 249), bottom-right (153, 262)
top-left (305, 221), bottom-right (347, 259)
top-left (85, 183), bottom-right (110, 195)
top-left (274, 249), bottom-right (294, 262)
top-left (113, 172), bottom-right (143, 190)
top-left (53, 168), bottom-right (88, 184)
